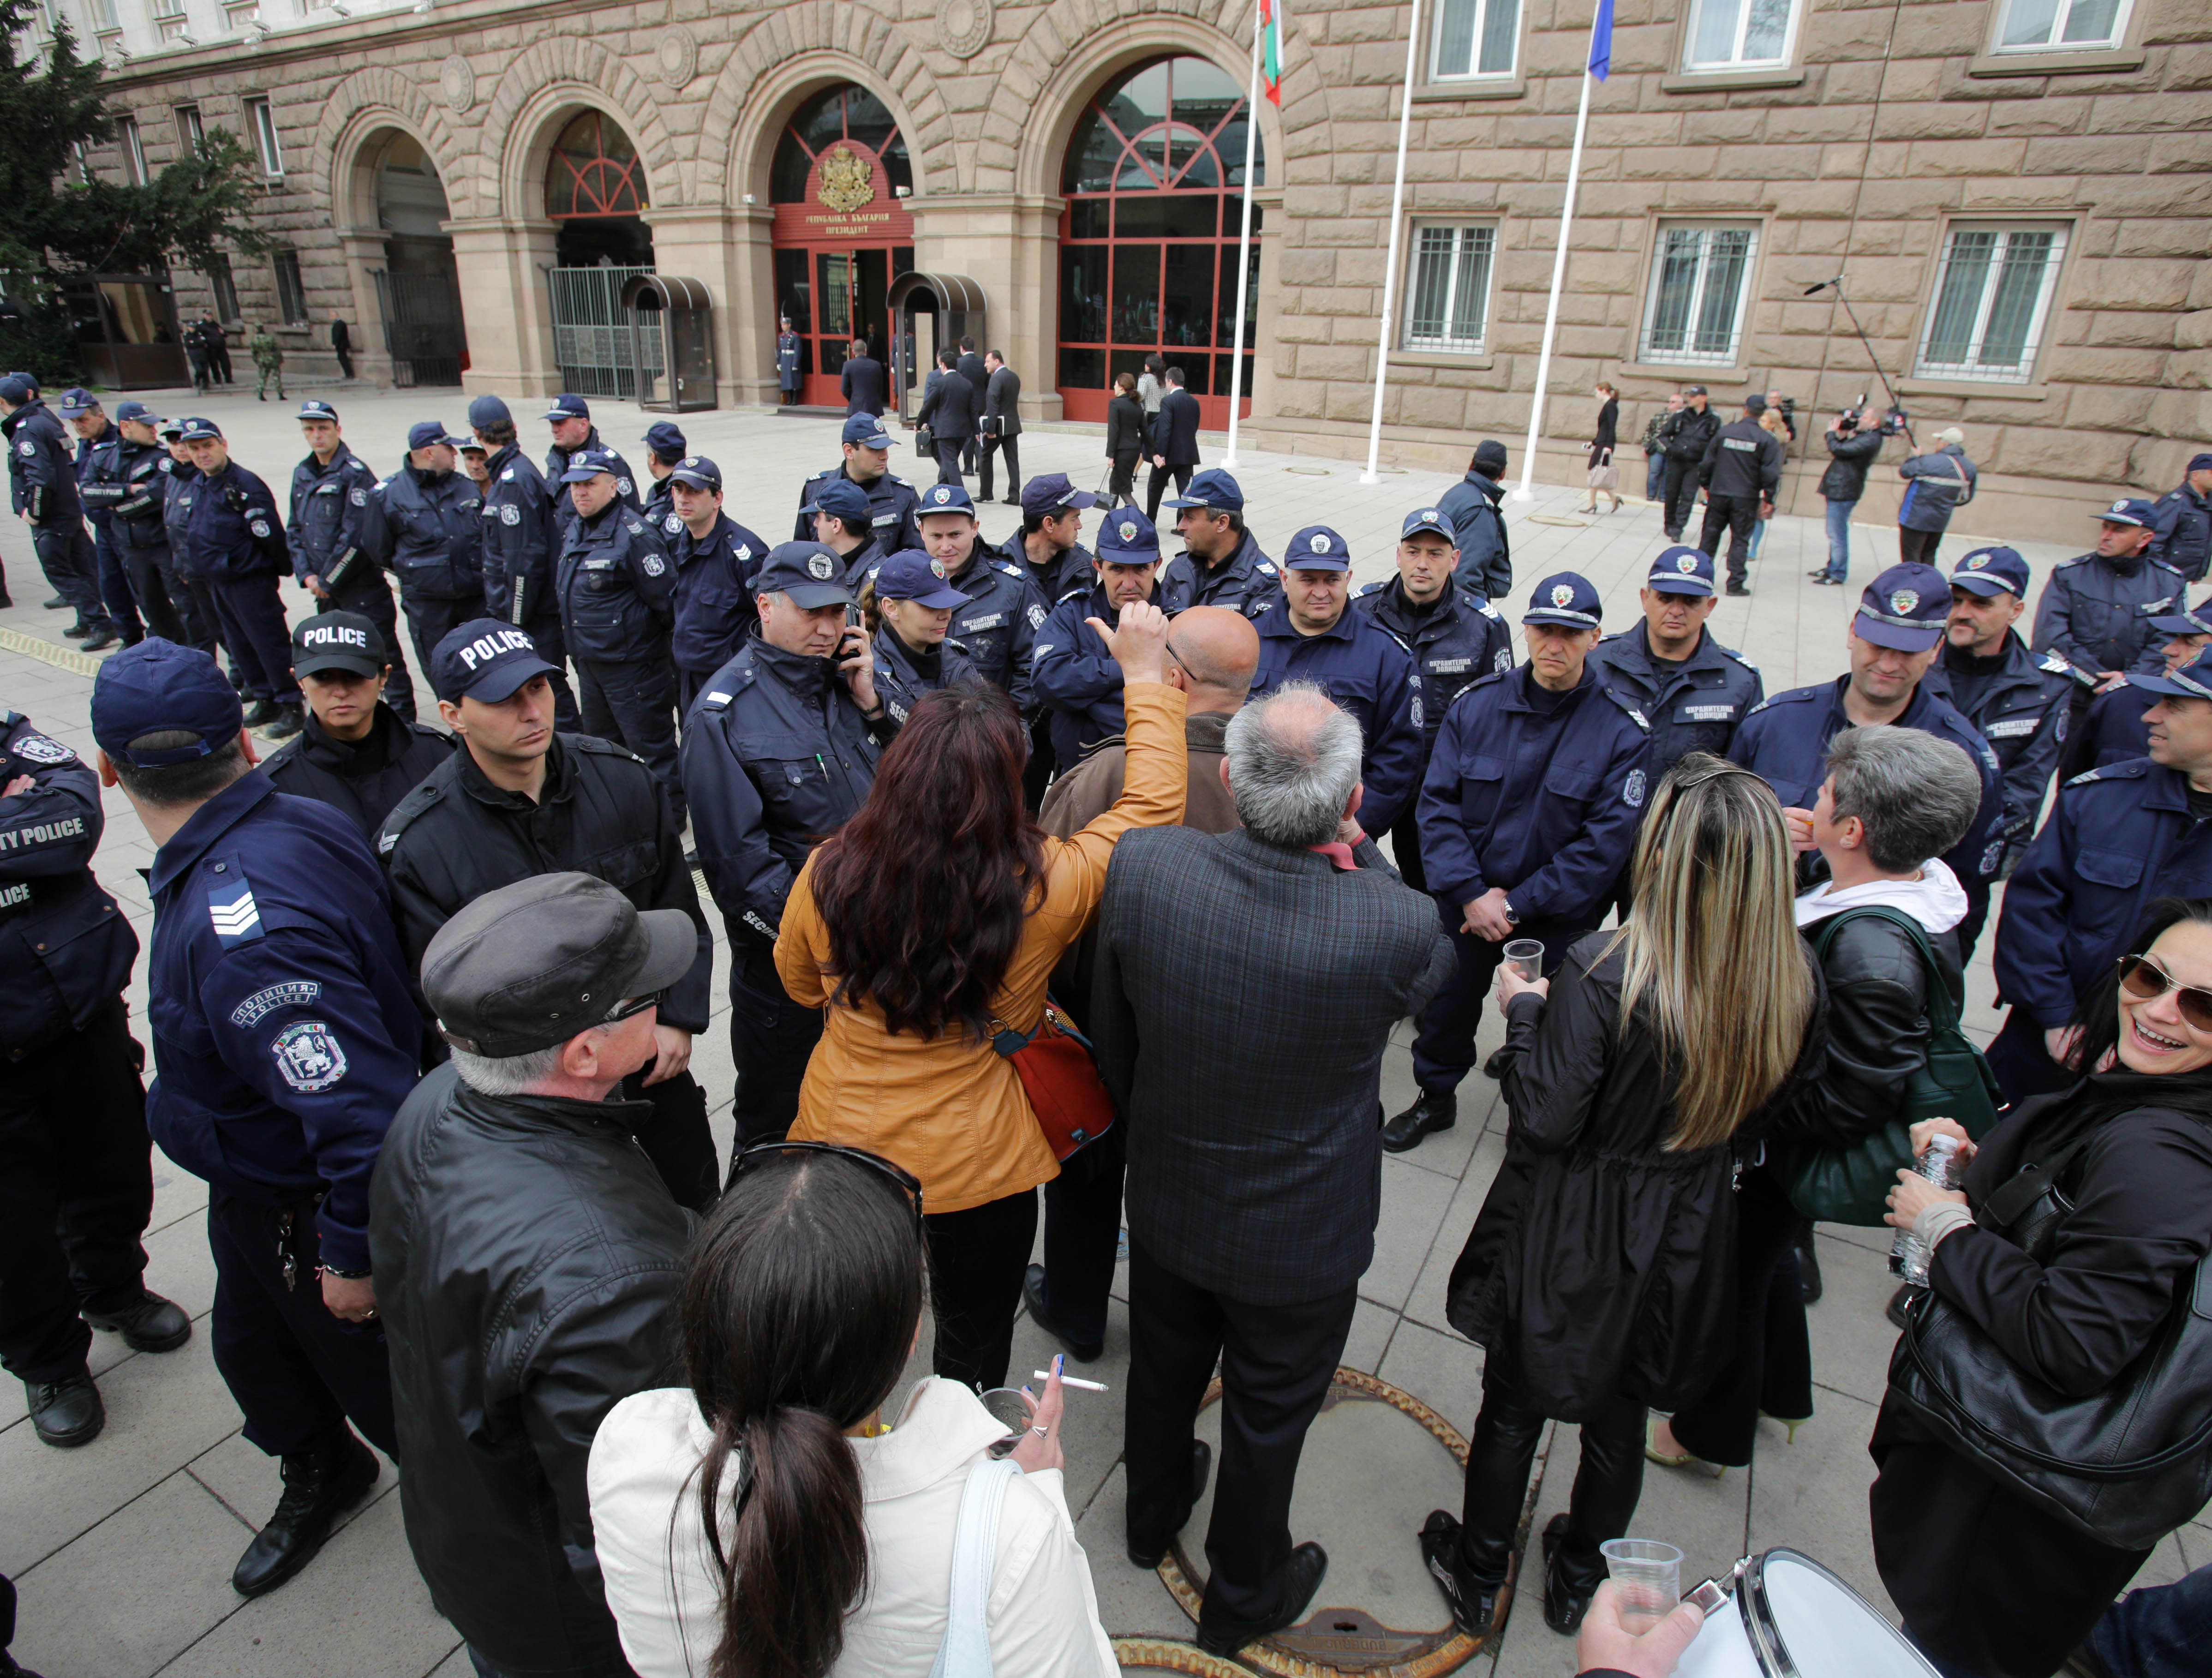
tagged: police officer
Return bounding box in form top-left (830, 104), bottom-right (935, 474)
top-left (159, 416), bottom-right (227, 666)
top-left (996, 472), bottom-right (1099, 600)
top-left (177, 416), bottom-right (305, 742)
top-left (1350, 508), bottom-right (1513, 891)
top-left (1659, 385), bottom-right (1721, 541)
top-left (870, 548), bottom-right (981, 722)
top-left (81, 399), bottom-right (194, 647)
top-left (792, 412), bottom-right (923, 554)
top-left (1, 710), bottom-right (186, 1449)
top-left (1922, 545), bottom-right (2074, 959)
top-left (1159, 468), bottom-right (1279, 616)
top-left (1388, 571), bottom-right (1653, 1152)
top-left (2068, 596), bottom-right (2212, 774)
top-left (1589, 545), bottom-right (1763, 783)
top-left (1990, 643), bottom-right (2212, 1104)
top-left (259, 611), bottom-right (452, 839)
top-left (1435, 439), bottom-right (1513, 602)
top-left (540, 392), bottom-right (638, 548)
top-left (2146, 452), bottom-right (2212, 583)
top-left (1728, 562), bottom-right (2003, 895)
top-left (1696, 394), bottom-right (1784, 596)
top-left (662, 455), bottom-right (769, 715)
top-left (1034, 507), bottom-right (1166, 771)
top-left (639, 420), bottom-right (687, 523)
top-left (915, 480), bottom-right (1047, 713)
top-left (555, 447), bottom-right (685, 826)
top-left (287, 402), bottom-right (415, 724)
top-left (1250, 526), bottom-right (1425, 835)
top-left (0, 373), bottom-right (116, 645)
top-left (378, 621), bottom-right (719, 1211)
top-left (682, 543), bottom-right (896, 1146)
top-left (60, 388), bottom-right (147, 643)
top-left (470, 394), bottom-right (581, 729)
top-left (2032, 496), bottom-right (2186, 737)
top-left (803, 476), bottom-right (885, 589)
top-left (365, 420), bottom-right (484, 689)
top-left (95, 640), bottom-right (418, 1597)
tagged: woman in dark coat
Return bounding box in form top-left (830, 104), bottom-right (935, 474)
top-left (1872, 895), bottom-right (2212, 1678)
top-left (1105, 372), bottom-right (1146, 507)
top-left (1419, 756), bottom-right (1823, 1642)
top-left (1577, 382), bottom-right (1621, 514)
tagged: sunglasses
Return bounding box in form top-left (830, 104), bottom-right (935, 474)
top-left (729, 1139), bottom-right (925, 1233)
top-left (2117, 954), bottom-right (2212, 1034)
top-left (602, 988), bottom-right (667, 1025)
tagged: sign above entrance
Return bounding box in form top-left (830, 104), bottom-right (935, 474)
top-left (819, 144), bottom-right (875, 214)
top-left (771, 138), bottom-right (914, 245)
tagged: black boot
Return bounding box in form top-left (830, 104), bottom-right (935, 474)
top-left (260, 703), bottom-right (305, 742)
top-left (231, 1427), bottom-right (379, 1597)
top-left (1023, 1263), bottom-right (1103, 1362)
top-left (1382, 1090), bottom-right (1456, 1153)
top-left (1540, 1513), bottom-right (1598, 1635)
top-left (1197, 1541), bottom-right (1328, 1655)
top-left (1417, 1510), bottom-right (1511, 1638)
top-left (82, 1290), bottom-right (192, 1352)
top-left (1794, 1222), bottom-right (1823, 1305)
top-left (241, 698), bottom-right (281, 729)
top-left (80, 626), bottom-right (119, 652)
top-left (25, 1371), bottom-right (104, 1447)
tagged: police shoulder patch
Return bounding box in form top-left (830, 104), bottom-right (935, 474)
top-left (2064, 768), bottom-right (2103, 787)
top-left (11, 732), bottom-right (73, 765)
top-left (1720, 644), bottom-right (1758, 670)
top-left (997, 561), bottom-right (1024, 579)
top-left (642, 554), bottom-right (666, 576)
top-left (1256, 561), bottom-right (1277, 575)
top-left (1479, 602), bottom-right (1502, 620)
top-left (664, 513), bottom-right (683, 534)
top-left (207, 878), bottom-right (262, 945)
top-left (270, 1021), bottom-right (348, 1092)
top-left (229, 980), bottom-right (320, 1027)
top-left (1026, 602), bottom-right (1046, 629)
top-left (350, 487), bottom-right (367, 506)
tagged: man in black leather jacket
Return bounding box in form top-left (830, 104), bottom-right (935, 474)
top-left (1658, 386), bottom-right (1721, 542)
top-left (371, 872), bottom-right (693, 1678)
top-left (258, 612), bottom-right (451, 839)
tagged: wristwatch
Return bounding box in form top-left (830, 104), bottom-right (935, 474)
top-left (1502, 901), bottom-right (1519, 926)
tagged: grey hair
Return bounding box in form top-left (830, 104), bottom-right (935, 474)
top-left (1825, 725), bottom-right (1982, 873)
top-left (1223, 681), bottom-right (1364, 848)
top-left (448, 1040), bottom-right (573, 1097)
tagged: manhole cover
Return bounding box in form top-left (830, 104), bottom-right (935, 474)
top-left (1151, 1368), bottom-right (1497, 1675)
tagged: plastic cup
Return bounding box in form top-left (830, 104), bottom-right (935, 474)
top-left (1601, 1538), bottom-right (1683, 1633)
top-left (1503, 939), bottom-right (1545, 983)
top-left (978, 1386), bottom-right (1033, 1458)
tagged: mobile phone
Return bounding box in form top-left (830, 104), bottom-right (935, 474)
top-left (846, 602), bottom-right (863, 631)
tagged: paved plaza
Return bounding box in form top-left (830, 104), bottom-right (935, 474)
top-left (3, 388), bottom-right (2203, 1677)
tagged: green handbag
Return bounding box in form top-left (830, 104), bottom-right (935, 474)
top-left (1771, 905), bottom-right (2004, 1227)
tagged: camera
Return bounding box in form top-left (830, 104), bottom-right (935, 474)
top-left (1878, 406), bottom-right (1910, 438)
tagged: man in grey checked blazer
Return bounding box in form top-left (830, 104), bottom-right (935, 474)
top-left (1090, 683), bottom-right (1455, 1657)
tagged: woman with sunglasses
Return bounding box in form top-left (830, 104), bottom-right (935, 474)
top-left (589, 1145), bottom-right (1119, 1678)
top-left (773, 601), bottom-right (1183, 1391)
top-left (1868, 896), bottom-right (2212, 1678)
top-left (1417, 755), bottom-right (1823, 1640)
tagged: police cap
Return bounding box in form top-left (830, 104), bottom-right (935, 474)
top-left (2096, 497), bottom-right (2158, 529)
top-left (1647, 545), bottom-right (1715, 598)
top-left (1284, 526), bottom-right (1352, 572)
top-left (540, 393), bottom-right (591, 422)
top-left (757, 542), bottom-right (854, 610)
top-left (1853, 563), bottom-right (1950, 653)
top-left (802, 478), bottom-right (871, 521)
top-left (114, 400), bottom-right (152, 424)
top-left (556, 447), bottom-right (620, 485)
top-left (1162, 467), bottom-right (1244, 514)
top-left (407, 420), bottom-right (464, 453)
top-left (2127, 644), bottom-right (2212, 704)
top-left (1950, 546), bottom-right (2031, 599)
top-left (57, 387), bottom-right (99, 416)
top-left (1020, 473), bottom-right (1098, 518)
top-left (291, 610), bottom-right (386, 678)
top-left (1400, 508), bottom-right (1454, 543)
top-left (2150, 595), bottom-right (2212, 638)
top-left (667, 455), bottom-right (722, 492)
top-left (466, 394), bottom-right (513, 430)
top-left (431, 620), bottom-right (562, 704)
top-left (917, 481), bottom-right (977, 519)
top-left (296, 399), bottom-right (339, 422)
top-left (641, 421), bottom-right (687, 461)
top-left (90, 639), bottom-right (244, 766)
top-left (1524, 572), bottom-right (1603, 628)
top-left (874, 549), bottom-right (969, 608)
top-left (841, 413), bottom-right (896, 449)
top-left (177, 416), bottom-right (222, 442)
top-left (1097, 507), bottom-right (1162, 565)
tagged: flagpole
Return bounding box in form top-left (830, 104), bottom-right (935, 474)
top-left (1513, 11), bottom-right (1598, 502)
top-left (1358, 0), bottom-right (1423, 485)
top-left (1221, 2), bottom-right (1263, 470)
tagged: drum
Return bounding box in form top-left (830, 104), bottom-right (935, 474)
top-left (1674, 1548), bottom-right (1940, 1678)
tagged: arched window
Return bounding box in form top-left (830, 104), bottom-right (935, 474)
top-left (545, 110), bottom-right (647, 218)
top-left (770, 85), bottom-right (914, 203)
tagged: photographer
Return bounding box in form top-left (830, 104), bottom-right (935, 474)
top-left (1810, 407), bottom-right (1885, 586)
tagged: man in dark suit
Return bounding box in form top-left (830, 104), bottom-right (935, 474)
top-left (1091, 683), bottom-right (1455, 1658)
top-left (978, 349), bottom-right (1023, 505)
top-left (839, 339), bottom-right (887, 417)
top-left (1147, 366), bottom-right (1204, 521)
top-left (957, 336), bottom-right (990, 473)
top-left (915, 348), bottom-right (976, 486)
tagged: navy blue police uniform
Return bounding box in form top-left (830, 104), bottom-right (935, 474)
top-left (258, 611), bottom-right (453, 840)
top-left (658, 457), bottom-right (770, 716)
top-left (80, 404), bottom-right (195, 647)
top-left (921, 482), bottom-right (1047, 713)
top-left (1586, 551), bottom-right (1763, 775)
top-left (366, 434), bottom-right (487, 693)
top-left (2146, 454), bottom-right (2211, 583)
top-left (868, 548), bottom-right (982, 724)
top-left (174, 419), bottom-right (302, 711)
top-left (1435, 442), bottom-right (1513, 601)
top-left (2060, 595), bottom-right (2212, 779)
top-left (639, 421), bottom-right (686, 525)
top-left (1034, 508), bottom-right (1164, 773)
top-left (2, 382), bottom-right (114, 639)
top-left (791, 414), bottom-right (923, 554)
top-left (473, 411), bottom-right (581, 730)
top-left (540, 394), bottom-right (640, 550)
top-left (288, 426), bottom-right (413, 722)
top-left (62, 393), bottom-right (148, 641)
top-left (159, 437), bottom-right (227, 664)
top-left (802, 475), bottom-right (886, 592)
top-left (1158, 469), bottom-right (1280, 616)
top-left (1001, 473), bottom-right (1101, 602)
top-left (2032, 497), bottom-right (2186, 736)
top-left (681, 544), bottom-right (899, 1147)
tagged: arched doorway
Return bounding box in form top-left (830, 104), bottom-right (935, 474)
top-left (369, 132), bottom-right (465, 385)
top-left (544, 108), bottom-right (657, 396)
top-left (769, 84), bottom-right (915, 408)
top-left (1056, 55), bottom-right (1261, 428)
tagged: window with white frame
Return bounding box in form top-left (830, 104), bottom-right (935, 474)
top-left (1994, 0), bottom-right (2130, 51)
top-left (120, 115), bottom-right (148, 185)
top-left (174, 103), bottom-right (204, 148)
top-left (1638, 222), bottom-right (1759, 366)
top-left (1404, 224), bottom-right (1495, 354)
top-left (1915, 222), bottom-right (2069, 384)
top-left (1431, 0), bottom-right (1521, 80)
top-left (155, 0), bottom-right (191, 41)
top-left (1683, 0), bottom-right (1799, 70)
top-left (245, 97), bottom-right (283, 177)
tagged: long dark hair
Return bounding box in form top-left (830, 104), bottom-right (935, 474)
top-left (2066, 896), bottom-right (2212, 1074)
top-left (680, 1151), bottom-right (925, 1678)
top-left (807, 677), bottom-right (1046, 1038)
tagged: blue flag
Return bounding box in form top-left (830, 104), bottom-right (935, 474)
top-left (1588, 0), bottom-right (1614, 79)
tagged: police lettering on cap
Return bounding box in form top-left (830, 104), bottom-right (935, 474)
top-left (1950, 546), bottom-right (2031, 599)
top-left (540, 393), bottom-right (590, 421)
top-left (421, 873), bottom-right (699, 1058)
top-left (90, 639), bottom-right (245, 767)
top-left (756, 542), bottom-right (855, 610)
top-left (919, 481), bottom-right (976, 518)
top-left (667, 455), bottom-right (722, 491)
top-left (1852, 563), bottom-right (1951, 652)
top-left (840, 413), bottom-right (896, 450)
top-left (407, 420), bottom-right (456, 453)
top-left (291, 610), bottom-right (387, 677)
top-left (295, 400), bottom-right (338, 422)
top-left (1646, 545), bottom-right (1715, 598)
top-left (58, 387), bottom-right (98, 415)
top-left (2149, 595), bottom-right (2212, 639)
top-left (177, 416), bottom-right (222, 442)
top-left (1162, 467), bottom-right (1244, 514)
top-left (557, 448), bottom-right (619, 485)
top-left (1284, 525), bottom-right (1351, 571)
top-left (1020, 473), bottom-right (1098, 518)
top-left (466, 394), bottom-right (513, 430)
top-left (1096, 507), bottom-right (1161, 564)
top-left (802, 478), bottom-right (870, 522)
top-left (2096, 497), bottom-right (2158, 529)
top-left (2127, 644), bottom-right (2212, 705)
top-left (874, 549), bottom-right (970, 609)
top-left (1523, 571), bottom-right (1604, 628)
top-left (430, 620), bottom-right (562, 705)
top-left (114, 400), bottom-right (151, 424)
top-left (1400, 507), bottom-right (1455, 543)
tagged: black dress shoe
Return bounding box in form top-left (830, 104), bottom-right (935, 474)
top-left (1023, 1262), bottom-right (1104, 1362)
top-left (26, 1371), bottom-right (104, 1447)
top-left (232, 1427), bottom-right (379, 1597)
top-left (1128, 1439), bottom-right (1212, 1567)
top-left (1540, 1513), bottom-right (1596, 1634)
top-left (83, 1291), bottom-right (192, 1352)
top-left (62, 621), bottom-right (91, 639)
top-left (241, 698), bottom-right (281, 729)
top-left (260, 704), bottom-right (305, 742)
top-left (1417, 1510), bottom-right (1510, 1638)
top-left (1197, 1540), bottom-right (1329, 1655)
top-left (1725, 583), bottom-right (1751, 597)
top-left (1382, 1090), bottom-right (1456, 1153)
top-left (80, 628), bottom-right (119, 652)
top-left (44, 594), bottom-right (69, 609)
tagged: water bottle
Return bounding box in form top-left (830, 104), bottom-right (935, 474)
top-left (1890, 1132), bottom-right (1963, 1286)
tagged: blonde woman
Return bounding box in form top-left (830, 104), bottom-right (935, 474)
top-left (1745, 400), bottom-right (1793, 559)
top-left (1414, 755), bottom-right (1823, 1642)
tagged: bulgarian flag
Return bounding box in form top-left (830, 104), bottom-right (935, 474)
top-left (1260, 0), bottom-right (1288, 105)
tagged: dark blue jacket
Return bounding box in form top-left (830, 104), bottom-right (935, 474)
top-left (145, 774), bottom-right (422, 1271)
top-left (0, 712), bottom-right (137, 1058)
top-left (87, 436), bottom-right (173, 550)
top-left (161, 458), bottom-right (198, 574)
top-left (556, 502), bottom-right (676, 664)
top-left (873, 623), bottom-right (980, 726)
top-left (1993, 758), bottom-right (2212, 1030)
top-left (1034, 579), bottom-right (1156, 770)
top-left (2032, 551), bottom-right (2188, 678)
top-left (1435, 470), bottom-right (1511, 601)
top-left (1587, 622), bottom-right (1764, 777)
top-left (544, 427), bottom-right (640, 547)
top-left (1921, 634), bottom-right (2073, 857)
top-left (664, 509), bottom-right (767, 677)
top-left (1415, 664), bottom-right (1653, 923)
top-left (1351, 577), bottom-right (1514, 754)
top-left (478, 442), bottom-right (555, 623)
top-left (1727, 676), bottom-right (2004, 885)
top-left (1897, 444), bottom-right (1976, 533)
top-left (371, 463), bottom-right (485, 603)
top-left (2077, 682), bottom-right (2154, 771)
top-left (943, 539), bottom-right (1047, 713)
top-left (178, 460), bottom-right (289, 579)
top-left (1249, 601), bottom-right (1425, 835)
top-left (1159, 528), bottom-right (1278, 617)
top-left (287, 443), bottom-right (381, 589)
top-left (72, 425), bottom-right (120, 533)
top-left (2148, 483), bottom-right (2210, 583)
top-left (3, 399), bottom-right (84, 523)
top-left (994, 528), bottom-right (1095, 603)
top-left (679, 639), bottom-right (897, 942)
top-left (791, 463), bottom-right (922, 554)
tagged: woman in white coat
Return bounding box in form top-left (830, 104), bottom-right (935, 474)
top-left (588, 1141), bottom-right (1118, 1678)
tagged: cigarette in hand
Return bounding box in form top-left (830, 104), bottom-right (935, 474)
top-left (1034, 1370), bottom-right (1108, 1391)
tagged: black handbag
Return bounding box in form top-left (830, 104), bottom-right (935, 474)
top-left (1887, 1127), bottom-right (2212, 1550)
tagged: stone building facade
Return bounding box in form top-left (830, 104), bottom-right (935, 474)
top-left (60, 0), bottom-right (2212, 529)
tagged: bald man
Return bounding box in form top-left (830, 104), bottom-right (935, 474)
top-left (1026, 605), bottom-right (1260, 1361)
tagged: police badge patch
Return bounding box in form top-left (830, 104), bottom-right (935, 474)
top-left (664, 514), bottom-right (682, 534)
top-left (1625, 769), bottom-right (1646, 808)
top-left (250, 520), bottom-right (272, 539)
top-left (643, 555), bottom-right (666, 576)
top-left (1027, 603), bottom-right (1046, 629)
top-left (1889, 589), bottom-right (1919, 614)
top-left (1551, 584), bottom-right (1575, 607)
top-left (11, 733), bottom-right (72, 765)
top-left (270, 1021), bottom-right (348, 1092)
top-left (617, 479), bottom-right (634, 496)
top-left (17, 441), bottom-right (33, 456)
top-left (806, 553), bottom-right (835, 581)
top-left (350, 488), bottom-right (367, 507)
top-left (500, 504), bottom-right (520, 525)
